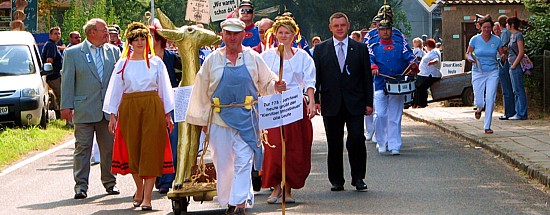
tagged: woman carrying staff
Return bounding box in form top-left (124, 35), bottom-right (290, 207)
top-left (260, 17), bottom-right (316, 204)
top-left (465, 15), bottom-right (505, 134)
top-left (103, 22), bottom-right (175, 210)
top-left (506, 16), bottom-right (528, 120)
top-left (413, 38), bottom-right (441, 108)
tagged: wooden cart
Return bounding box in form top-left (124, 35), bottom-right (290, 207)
top-left (429, 71), bottom-right (474, 106)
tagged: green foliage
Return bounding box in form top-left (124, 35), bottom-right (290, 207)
top-left (524, 15), bottom-right (550, 56)
top-left (0, 120), bottom-right (73, 168)
top-left (524, 0), bottom-right (550, 14)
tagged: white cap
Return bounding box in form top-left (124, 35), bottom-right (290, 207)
top-left (221, 18), bottom-right (245, 32)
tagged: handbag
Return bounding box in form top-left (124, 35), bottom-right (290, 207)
top-left (510, 46), bottom-right (533, 75)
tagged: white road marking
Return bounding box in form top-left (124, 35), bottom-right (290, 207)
top-left (0, 138), bottom-right (75, 177)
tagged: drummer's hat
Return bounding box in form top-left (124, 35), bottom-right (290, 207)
top-left (378, 18), bottom-right (392, 29)
top-left (377, 4), bottom-right (394, 24)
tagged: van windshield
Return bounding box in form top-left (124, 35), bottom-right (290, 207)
top-left (0, 45), bottom-right (35, 76)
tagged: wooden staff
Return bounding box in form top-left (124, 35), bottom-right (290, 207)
top-left (277, 43), bottom-right (287, 214)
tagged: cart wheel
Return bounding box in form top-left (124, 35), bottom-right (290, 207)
top-left (172, 197), bottom-right (189, 215)
top-left (461, 87), bottom-right (474, 106)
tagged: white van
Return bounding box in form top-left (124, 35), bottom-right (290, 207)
top-left (0, 31), bottom-right (53, 128)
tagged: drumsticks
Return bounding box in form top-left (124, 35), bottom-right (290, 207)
top-left (378, 73), bottom-right (396, 79)
top-left (401, 63), bottom-right (412, 76)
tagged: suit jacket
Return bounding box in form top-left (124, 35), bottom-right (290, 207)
top-left (61, 41), bottom-right (121, 123)
top-left (314, 38), bottom-right (373, 117)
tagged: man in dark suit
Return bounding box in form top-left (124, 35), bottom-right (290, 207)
top-left (61, 18), bottom-right (121, 199)
top-left (314, 12), bottom-right (373, 192)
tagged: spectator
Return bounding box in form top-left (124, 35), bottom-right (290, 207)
top-left (413, 38), bottom-right (441, 108)
top-left (108, 25), bottom-right (124, 51)
top-left (412, 37), bottom-right (426, 63)
top-left (309, 36), bottom-right (321, 56)
top-left (67, 31), bottom-right (81, 47)
top-left (351, 31), bottom-right (362, 42)
top-left (506, 16), bottom-right (528, 120)
top-left (497, 14), bottom-right (515, 120)
top-left (252, 18), bottom-right (274, 53)
top-left (41, 26), bottom-right (63, 119)
top-left (465, 15), bottom-right (505, 134)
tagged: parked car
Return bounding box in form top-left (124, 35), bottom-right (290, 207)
top-left (0, 31), bottom-right (53, 128)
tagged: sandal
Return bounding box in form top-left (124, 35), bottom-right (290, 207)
top-left (132, 192), bottom-right (143, 207)
top-left (484, 129), bottom-right (493, 134)
top-left (267, 193), bottom-right (282, 204)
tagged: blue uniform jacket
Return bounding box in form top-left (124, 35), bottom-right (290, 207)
top-left (369, 39), bottom-right (415, 91)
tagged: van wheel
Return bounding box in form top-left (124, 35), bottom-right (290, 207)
top-left (39, 107), bottom-right (47, 129)
top-left (461, 87), bottom-right (474, 106)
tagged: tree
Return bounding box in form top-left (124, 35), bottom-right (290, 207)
top-left (523, 0), bottom-right (550, 56)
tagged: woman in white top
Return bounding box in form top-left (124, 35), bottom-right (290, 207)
top-left (260, 17), bottom-right (316, 204)
top-left (413, 38), bottom-right (441, 108)
top-left (103, 22), bottom-right (175, 211)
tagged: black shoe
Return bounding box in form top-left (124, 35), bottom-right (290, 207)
top-left (330, 184), bottom-right (344, 191)
top-left (226, 205), bottom-right (236, 215)
top-left (499, 115), bottom-right (509, 120)
top-left (158, 187), bottom-right (169, 194)
top-left (141, 205), bottom-right (152, 211)
top-left (106, 186), bottom-right (120, 195)
top-left (352, 179), bottom-right (368, 191)
top-left (74, 190), bottom-right (87, 199)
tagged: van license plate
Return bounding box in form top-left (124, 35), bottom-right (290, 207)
top-left (0, 106), bottom-right (8, 115)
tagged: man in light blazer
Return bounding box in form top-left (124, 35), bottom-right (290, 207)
top-left (314, 12), bottom-right (373, 192)
top-left (61, 18), bottom-right (121, 199)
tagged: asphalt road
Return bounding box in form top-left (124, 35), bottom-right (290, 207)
top-left (1, 116), bottom-right (549, 215)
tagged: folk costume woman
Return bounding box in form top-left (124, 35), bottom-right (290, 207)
top-left (103, 22), bottom-right (175, 211)
top-left (260, 17), bottom-right (316, 204)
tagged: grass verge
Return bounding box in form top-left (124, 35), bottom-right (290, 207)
top-left (0, 120), bottom-right (73, 169)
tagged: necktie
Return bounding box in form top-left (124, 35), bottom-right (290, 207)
top-left (95, 46), bottom-right (104, 82)
top-left (337, 41), bottom-right (345, 73)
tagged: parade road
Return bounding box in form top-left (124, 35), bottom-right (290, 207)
top-left (0, 116), bottom-right (548, 214)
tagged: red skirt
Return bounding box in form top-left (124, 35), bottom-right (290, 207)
top-left (261, 98), bottom-right (313, 189)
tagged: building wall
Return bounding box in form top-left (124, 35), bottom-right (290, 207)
top-left (441, 4), bottom-right (529, 61)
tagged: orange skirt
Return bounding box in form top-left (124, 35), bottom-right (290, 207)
top-left (111, 91), bottom-right (174, 178)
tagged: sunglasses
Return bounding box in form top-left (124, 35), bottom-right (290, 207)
top-left (239, 8), bottom-right (253, 14)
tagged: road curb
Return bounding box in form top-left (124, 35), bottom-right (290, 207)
top-left (403, 112), bottom-right (550, 188)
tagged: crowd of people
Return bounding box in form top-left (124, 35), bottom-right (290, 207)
top-left (44, 0), bottom-right (529, 214)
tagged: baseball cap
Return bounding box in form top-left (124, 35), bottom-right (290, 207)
top-left (221, 18), bottom-right (245, 32)
top-left (239, 0), bottom-right (254, 8)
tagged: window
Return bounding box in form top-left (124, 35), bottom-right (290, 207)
top-left (0, 45), bottom-right (35, 75)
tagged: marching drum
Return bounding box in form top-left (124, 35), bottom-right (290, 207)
top-left (385, 76), bottom-right (416, 95)
top-left (403, 93), bottom-right (413, 105)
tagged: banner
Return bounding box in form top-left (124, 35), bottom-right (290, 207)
top-left (186, 0), bottom-right (211, 24)
top-left (258, 87), bottom-right (303, 130)
top-left (417, 0), bottom-right (440, 13)
top-left (209, 0), bottom-right (237, 22)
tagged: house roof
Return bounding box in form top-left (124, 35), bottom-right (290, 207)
top-left (441, 0), bottom-right (523, 4)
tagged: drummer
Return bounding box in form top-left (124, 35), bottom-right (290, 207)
top-left (369, 17), bottom-right (417, 155)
